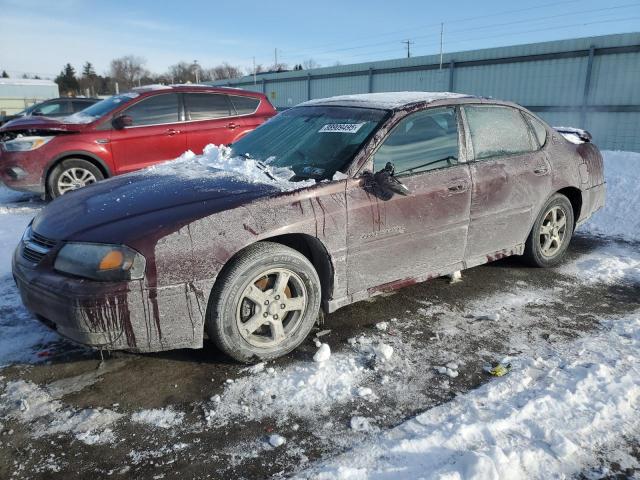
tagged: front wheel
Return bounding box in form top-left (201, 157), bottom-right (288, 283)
top-left (523, 193), bottom-right (575, 267)
top-left (48, 158), bottom-right (104, 198)
top-left (206, 242), bottom-right (321, 363)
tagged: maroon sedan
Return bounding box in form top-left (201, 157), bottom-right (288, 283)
top-left (12, 92), bottom-right (605, 362)
top-left (0, 85), bottom-right (275, 198)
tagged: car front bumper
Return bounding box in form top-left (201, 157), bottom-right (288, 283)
top-left (0, 148), bottom-right (47, 194)
top-left (12, 245), bottom-right (209, 353)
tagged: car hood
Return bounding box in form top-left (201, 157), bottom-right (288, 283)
top-left (0, 115), bottom-right (89, 132)
top-left (32, 169), bottom-right (283, 242)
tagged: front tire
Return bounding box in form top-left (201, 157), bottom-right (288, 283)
top-left (523, 193), bottom-right (575, 267)
top-left (48, 158), bottom-right (104, 198)
top-left (206, 242), bottom-right (321, 363)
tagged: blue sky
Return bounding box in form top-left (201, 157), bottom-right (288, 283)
top-left (1, 0), bottom-right (639, 78)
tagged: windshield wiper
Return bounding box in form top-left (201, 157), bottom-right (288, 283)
top-left (395, 156), bottom-right (457, 176)
top-left (242, 153), bottom-right (277, 181)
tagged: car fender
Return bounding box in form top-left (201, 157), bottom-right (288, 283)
top-left (43, 149), bottom-right (113, 184)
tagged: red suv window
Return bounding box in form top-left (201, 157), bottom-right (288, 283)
top-left (184, 93), bottom-right (232, 120)
top-left (229, 95), bottom-right (260, 115)
top-left (124, 93), bottom-right (180, 126)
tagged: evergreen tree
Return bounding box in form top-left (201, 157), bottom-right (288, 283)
top-left (1, 70), bottom-right (9, 78)
top-left (82, 62), bottom-right (97, 78)
top-left (55, 63), bottom-right (79, 95)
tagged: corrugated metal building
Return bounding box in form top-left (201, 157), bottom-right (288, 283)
top-left (0, 79), bottom-right (60, 116)
top-left (211, 32), bottom-right (640, 152)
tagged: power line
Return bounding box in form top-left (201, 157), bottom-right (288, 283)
top-left (277, 0), bottom-right (591, 60)
top-left (334, 16), bottom-right (640, 63)
top-left (278, 1), bottom-right (639, 63)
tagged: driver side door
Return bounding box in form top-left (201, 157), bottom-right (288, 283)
top-left (346, 107), bottom-right (472, 295)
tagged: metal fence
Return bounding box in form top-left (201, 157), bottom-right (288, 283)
top-left (212, 32), bottom-right (640, 152)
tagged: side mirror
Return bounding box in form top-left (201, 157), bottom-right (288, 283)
top-left (32, 109), bottom-right (43, 116)
top-left (112, 114), bottom-right (133, 130)
top-left (362, 162), bottom-right (410, 200)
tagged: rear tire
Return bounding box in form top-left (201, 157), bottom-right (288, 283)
top-left (206, 242), bottom-right (321, 363)
top-left (48, 158), bottom-right (104, 198)
top-left (523, 193), bottom-right (574, 267)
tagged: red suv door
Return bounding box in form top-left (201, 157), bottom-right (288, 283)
top-left (109, 92), bottom-right (186, 173)
top-left (182, 92), bottom-right (261, 153)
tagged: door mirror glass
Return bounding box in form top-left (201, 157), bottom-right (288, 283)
top-left (362, 162), bottom-right (411, 200)
top-left (112, 114), bottom-right (133, 130)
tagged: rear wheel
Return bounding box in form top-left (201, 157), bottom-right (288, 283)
top-left (523, 193), bottom-right (575, 267)
top-left (48, 158), bottom-right (104, 198)
top-left (206, 242), bottom-right (321, 363)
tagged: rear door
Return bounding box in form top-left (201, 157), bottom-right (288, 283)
top-left (182, 92), bottom-right (241, 153)
top-left (462, 105), bottom-right (552, 264)
top-left (346, 107), bottom-right (471, 294)
top-left (109, 93), bottom-right (186, 173)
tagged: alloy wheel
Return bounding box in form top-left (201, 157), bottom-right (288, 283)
top-left (539, 206), bottom-right (568, 257)
top-left (236, 268), bottom-right (307, 348)
top-left (57, 167), bottom-right (98, 194)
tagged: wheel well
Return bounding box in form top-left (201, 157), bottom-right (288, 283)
top-left (259, 234), bottom-right (334, 311)
top-left (45, 154), bottom-right (110, 192)
top-left (557, 187), bottom-right (583, 229)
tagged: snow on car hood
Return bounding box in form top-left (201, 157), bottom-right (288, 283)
top-left (148, 144), bottom-right (315, 191)
top-left (31, 147), bottom-right (314, 242)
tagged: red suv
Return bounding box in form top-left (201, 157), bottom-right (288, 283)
top-left (0, 85), bottom-right (276, 197)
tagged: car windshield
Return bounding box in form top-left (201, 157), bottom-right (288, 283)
top-left (70, 92), bottom-right (140, 121)
top-left (230, 106), bottom-right (388, 180)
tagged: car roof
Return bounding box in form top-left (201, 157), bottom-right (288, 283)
top-left (130, 84), bottom-right (262, 96)
top-left (299, 92), bottom-right (480, 110)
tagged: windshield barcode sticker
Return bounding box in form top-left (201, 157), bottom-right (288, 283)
top-left (318, 123), bottom-right (365, 133)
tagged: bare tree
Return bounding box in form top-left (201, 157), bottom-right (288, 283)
top-left (302, 59), bottom-right (320, 70)
top-left (109, 55), bottom-right (148, 89)
top-left (167, 62), bottom-right (193, 83)
top-left (206, 62), bottom-right (243, 81)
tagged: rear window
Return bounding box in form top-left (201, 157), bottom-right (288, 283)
top-left (184, 93), bottom-right (232, 120)
top-left (229, 95), bottom-right (260, 115)
top-left (124, 93), bottom-right (180, 126)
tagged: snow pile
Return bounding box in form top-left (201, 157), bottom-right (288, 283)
top-left (302, 313), bottom-right (640, 480)
top-left (560, 241), bottom-right (640, 284)
top-left (131, 408), bottom-right (185, 429)
top-left (269, 434), bottom-right (287, 447)
top-left (149, 144), bottom-right (314, 191)
top-left (0, 380), bottom-right (122, 444)
top-left (580, 150), bottom-right (640, 242)
top-left (205, 352), bottom-right (370, 426)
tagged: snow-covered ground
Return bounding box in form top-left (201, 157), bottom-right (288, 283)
top-left (0, 151), bottom-right (638, 479)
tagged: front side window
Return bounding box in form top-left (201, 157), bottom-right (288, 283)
top-left (36, 101), bottom-right (68, 115)
top-left (124, 93), bottom-right (180, 126)
top-left (184, 93), bottom-right (232, 120)
top-left (464, 106), bottom-right (536, 160)
top-left (373, 107), bottom-right (459, 175)
top-left (230, 106), bottom-right (388, 181)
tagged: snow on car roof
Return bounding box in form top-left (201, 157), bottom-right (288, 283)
top-left (300, 91), bottom-right (474, 110)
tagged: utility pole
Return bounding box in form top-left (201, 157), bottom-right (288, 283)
top-left (253, 56), bottom-right (257, 85)
top-left (193, 59), bottom-right (200, 83)
top-left (439, 23), bottom-right (444, 70)
top-left (402, 40), bottom-right (414, 58)
top-left (274, 48), bottom-right (278, 69)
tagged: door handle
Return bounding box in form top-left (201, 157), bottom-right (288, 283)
top-left (166, 128), bottom-right (181, 136)
top-left (447, 181), bottom-right (469, 194)
top-left (533, 165), bottom-right (549, 175)
top-left (227, 123), bottom-right (238, 130)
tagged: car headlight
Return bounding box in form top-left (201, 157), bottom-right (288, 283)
top-left (2, 136), bottom-right (54, 152)
top-left (54, 243), bottom-right (146, 281)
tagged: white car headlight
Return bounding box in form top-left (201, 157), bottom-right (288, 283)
top-left (2, 136), bottom-right (54, 152)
